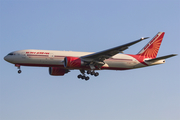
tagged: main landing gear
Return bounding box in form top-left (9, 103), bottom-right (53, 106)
top-left (87, 70), bottom-right (99, 76)
top-left (15, 64), bottom-right (22, 74)
top-left (77, 70), bottom-right (99, 81)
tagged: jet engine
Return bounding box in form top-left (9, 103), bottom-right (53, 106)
top-left (64, 57), bottom-right (84, 69)
top-left (49, 67), bottom-right (69, 76)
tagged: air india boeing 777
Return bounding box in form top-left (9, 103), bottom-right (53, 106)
top-left (4, 32), bottom-right (177, 80)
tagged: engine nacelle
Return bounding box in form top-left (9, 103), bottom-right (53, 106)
top-left (64, 57), bottom-right (84, 69)
top-left (49, 67), bottom-right (69, 76)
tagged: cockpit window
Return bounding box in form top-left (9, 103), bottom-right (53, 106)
top-left (8, 53), bottom-right (14, 55)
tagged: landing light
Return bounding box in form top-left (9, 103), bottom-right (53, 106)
top-left (141, 37), bottom-right (144, 40)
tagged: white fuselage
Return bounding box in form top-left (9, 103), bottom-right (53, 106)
top-left (4, 49), bottom-right (165, 71)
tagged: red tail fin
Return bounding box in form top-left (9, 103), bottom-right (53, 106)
top-left (137, 32), bottom-right (165, 58)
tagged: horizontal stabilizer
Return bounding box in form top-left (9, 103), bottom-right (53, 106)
top-left (145, 54), bottom-right (177, 62)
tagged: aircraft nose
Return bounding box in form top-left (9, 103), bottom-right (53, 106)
top-left (4, 55), bottom-right (10, 62)
top-left (4, 55), bottom-right (8, 61)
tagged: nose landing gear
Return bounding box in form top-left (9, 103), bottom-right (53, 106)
top-left (18, 70), bottom-right (22, 74)
top-left (15, 64), bottom-right (22, 74)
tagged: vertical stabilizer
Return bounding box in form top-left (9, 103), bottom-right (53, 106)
top-left (137, 32), bottom-right (165, 58)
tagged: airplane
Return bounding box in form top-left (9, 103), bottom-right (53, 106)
top-left (4, 32), bottom-right (177, 80)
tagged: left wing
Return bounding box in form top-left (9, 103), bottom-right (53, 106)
top-left (81, 37), bottom-right (149, 62)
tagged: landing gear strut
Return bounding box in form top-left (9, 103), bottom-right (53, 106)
top-left (15, 64), bottom-right (22, 74)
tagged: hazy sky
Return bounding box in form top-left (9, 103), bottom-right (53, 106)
top-left (0, 0), bottom-right (180, 120)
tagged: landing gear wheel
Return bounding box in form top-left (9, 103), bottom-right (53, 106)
top-left (87, 70), bottom-right (91, 74)
top-left (91, 71), bottom-right (95, 75)
top-left (78, 70), bottom-right (92, 80)
top-left (77, 74), bottom-right (82, 79)
top-left (18, 70), bottom-right (21, 74)
top-left (81, 76), bottom-right (85, 79)
top-left (94, 72), bottom-right (99, 77)
top-left (85, 76), bottom-right (89, 81)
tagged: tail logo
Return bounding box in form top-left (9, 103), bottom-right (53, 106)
top-left (138, 32), bottom-right (165, 58)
